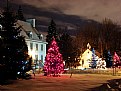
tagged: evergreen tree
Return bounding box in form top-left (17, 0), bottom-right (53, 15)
top-left (91, 48), bottom-right (97, 68)
top-left (46, 19), bottom-right (58, 49)
top-left (59, 33), bottom-right (73, 68)
top-left (17, 5), bottom-right (25, 21)
top-left (103, 50), bottom-right (112, 68)
top-left (0, 6), bottom-right (31, 80)
top-left (44, 37), bottom-right (64, 76)
top-left (113, 52), bottom-right (120, 67)
top-left (59, 33), bottom-right (80, 68)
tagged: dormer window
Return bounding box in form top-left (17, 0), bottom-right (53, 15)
top-left (30, 32), bottom-right (33, 38)
top-left (38, 34), bottom-right (43, 40)
top-left (27, 31), bottom-right (33, 38)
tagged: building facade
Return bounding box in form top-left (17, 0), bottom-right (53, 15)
top-left (16, 19), bottom-right (47, 69)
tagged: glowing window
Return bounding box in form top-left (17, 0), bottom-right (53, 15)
top-left (30, 43), bottom-right (33, 50)
top-left (36, 44), bottom-right (38, 51)
top-left (35, 55), bottom-right (38, 60)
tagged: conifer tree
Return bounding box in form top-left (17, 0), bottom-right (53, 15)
top-left (0, 4), bottom-right (31, 79)
top-left (59, 33), bottom-right (73, 68)
top-left (44, 37), bottom-right (64, 76)
top-left (103, 50), bottom-right (112, 68)
top-left (91, 48), bottom-right (97, 68)
top-left (17, 5), bottom-right (25, 21)
top-left (46, 19), bottom-right (58, 49)
top-left (113, 52), bottom-right (120, 67)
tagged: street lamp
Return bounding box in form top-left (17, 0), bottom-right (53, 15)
top-left (113, 62), bottom-right (116, 76)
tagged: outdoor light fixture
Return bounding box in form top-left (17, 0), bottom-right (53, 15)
top-left (0, 24), bottom-right (2, 30)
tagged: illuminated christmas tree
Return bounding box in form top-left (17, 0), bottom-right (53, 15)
top-left (113, 52), bottom-right (120, 67)
top-left (91, 48), bottom-right (97, 68)
top-left (44, 37), bottom-right (64, 76)
top-left (96, 58), bottom-right (106, 69)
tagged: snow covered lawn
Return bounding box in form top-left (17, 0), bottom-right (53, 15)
top-left (0, 74), bottom-right (120, 91)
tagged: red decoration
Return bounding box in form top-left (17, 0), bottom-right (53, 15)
top-left (113, 52), bottom-right (120, 67)
top-left (113, 52), bottom-right (120, 62)
top-left (44, 37), bottom-right (64, 76)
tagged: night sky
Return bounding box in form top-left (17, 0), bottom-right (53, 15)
top-left (1, 0), bottom-right (121, 34)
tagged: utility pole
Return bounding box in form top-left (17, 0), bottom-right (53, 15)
top-left (6, 0), bottom-right (9, 10)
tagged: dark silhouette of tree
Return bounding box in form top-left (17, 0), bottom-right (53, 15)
top-left (59, 33), bottom-right (72, 68)
top-left (59, 33), bottom-right (80, 68)
top-left (17, 5), bottom-right (25, 21)
top-left (46, 19), bottom-right (58, 49)
top-left (103, 50), bottom-right (112, 68)
top-left (0, 3), bottom-right (31, 81)
top-left (100, 18), bottom-right (121, 53)
top-left (76, 23), bottom-right (99, 53)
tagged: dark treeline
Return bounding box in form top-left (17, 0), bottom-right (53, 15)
top-left (75, 18), bottom-right (121, 55)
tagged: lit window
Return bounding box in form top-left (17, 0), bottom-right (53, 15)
top-left (30, 43), bottom-right (33, 50)
top-left (35, 55), bottom-right (38, 60)
top-left (27, 31), bottom-right (33, 38)
top-left (82, 60), bottom-right (84, 65)
top-left (36, 44), bottom-right (38, 51)
top-left (38, 34), bottom-right (43, 40)
top-left (29, 32), bottom-right (33, 38)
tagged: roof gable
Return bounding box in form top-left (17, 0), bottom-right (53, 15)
top-left (16, 20), bottom-right (41, 40)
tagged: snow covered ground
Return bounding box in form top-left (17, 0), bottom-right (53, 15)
top-left (0, 74), bottom-right (121, 91)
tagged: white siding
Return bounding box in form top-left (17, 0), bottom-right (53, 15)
top-left (26, 39), bottom-right (46, 67)
top-left (18, 20), bottom-right (47, 68)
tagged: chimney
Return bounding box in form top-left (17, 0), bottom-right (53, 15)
top-left (26, 19), bottom-right (35, 28)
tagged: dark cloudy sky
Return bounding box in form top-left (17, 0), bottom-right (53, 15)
top-left (6, 0), bottom-right (121, 23)
top-left (1, 0), bottom-right (121, 34)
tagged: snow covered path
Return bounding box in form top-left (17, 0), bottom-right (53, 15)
top-left (0, 74), bottom-right (120, 91)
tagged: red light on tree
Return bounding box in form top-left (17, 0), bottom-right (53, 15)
top-left (44, 37), bottom-right (64, 76)
top-left (113, 52), bottom-right (120, 66)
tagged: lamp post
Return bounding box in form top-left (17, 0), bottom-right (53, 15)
top-left (68, 56), bottom-right (71, 69)
top-left (113, 61), bottom-right (116, 76)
